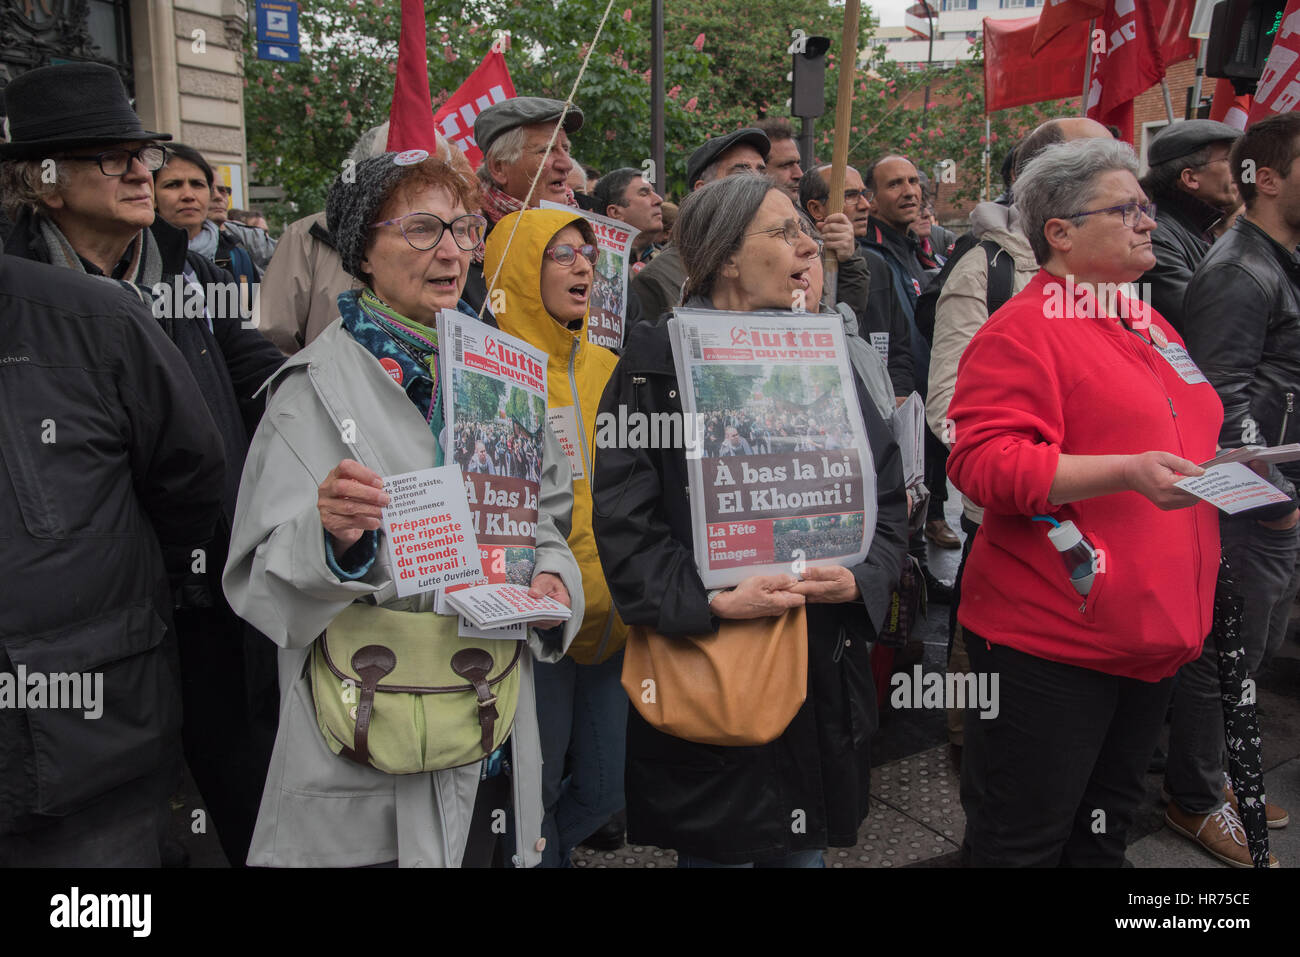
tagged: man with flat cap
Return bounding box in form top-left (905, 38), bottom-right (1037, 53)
top-left (468, 96), bottom-right (583, 313)
top-left (1140, 119), bottom-right (1243, 334)
top-left (0, 61), bottom-right (283, 867)
top-left (629, 128), bottom-right (771, 330)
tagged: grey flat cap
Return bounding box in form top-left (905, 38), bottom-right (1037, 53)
top-left (686, 128), bottom-right (771, 191)
top-left (1148, 119), bottom-right (1242, 167)
top-left (474, 96), bottom-right (583, 156)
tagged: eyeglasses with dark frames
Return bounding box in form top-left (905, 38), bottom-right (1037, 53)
top-left (744, 217), bottom-right (825, 258)
top-left (1065, 201), bottom-right (1157, 229)
top-left (544, 243), bottom-right (599, 266)
top-left (60, 144), bottom-right (168, 177)
top-left (369, 211), bottom-right (487, 252)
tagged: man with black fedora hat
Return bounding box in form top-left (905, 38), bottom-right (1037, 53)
top-left (1, 61), bottom-right (284, 868)
top-left (1140, 118), bottom-right (1243, 335)
top-left (628, 127), bottom-right (771, 331)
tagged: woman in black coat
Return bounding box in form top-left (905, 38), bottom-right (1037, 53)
top-left (591, 175), bottom-right (908, 866)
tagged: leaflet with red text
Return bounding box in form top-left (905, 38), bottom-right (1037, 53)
top-left (379, 464), bottom-right (484, 598)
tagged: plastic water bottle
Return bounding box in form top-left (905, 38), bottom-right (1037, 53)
top-left (1046, 520), bottom-right (1096, 596)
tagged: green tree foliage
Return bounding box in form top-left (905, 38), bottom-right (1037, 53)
top-left (242, 1), bottom-right (1072, 219)
top-left (456, 370), bottom-right (506, 422)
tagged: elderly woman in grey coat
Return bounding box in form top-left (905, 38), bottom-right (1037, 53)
top-left (223, 152), bottom-right (583, 868)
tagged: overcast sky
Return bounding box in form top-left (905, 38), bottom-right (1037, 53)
top-left (868, 0), bottom-right (920, 27)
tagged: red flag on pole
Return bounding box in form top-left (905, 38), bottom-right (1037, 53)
top-left (433, 51), bottom-right (517, 169)
top-left (386, 0), bottom-right (439, 155)
top-left (1032, 0), bottom-right (1104, 55)
top-left (1085, 0), bottom-right (1166, 142)
top-left (985, 15), bottom-right (1090, 112)
top-left (1248, 1), bottom-right (1300, 125)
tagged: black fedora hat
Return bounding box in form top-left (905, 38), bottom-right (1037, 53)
top-left (0, 62), bottom-right (172, 160)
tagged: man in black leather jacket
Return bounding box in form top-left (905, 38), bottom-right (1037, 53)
top-left (1171, 113), bottom-right (1300, 866)
top-left (1140, 120), bottom-right (1242, 335)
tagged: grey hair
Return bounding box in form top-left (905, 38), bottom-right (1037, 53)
top-left (476, 124), bottom-right (529, 189)
top-left (677, 173), bottom-right (778, 302)
top-left (1014, 138), bottom-right (1139, 266)
top-left (0, 156), bottom-right (70, 218)
top-left (348, 122), bottom-right (391, 165)
top-left (1140, 144), bottom-right (1214, 197)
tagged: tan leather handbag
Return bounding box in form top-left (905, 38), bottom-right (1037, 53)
top-left (620, 607), bottom-right (807, 747)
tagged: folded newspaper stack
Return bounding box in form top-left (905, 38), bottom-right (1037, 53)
top-left (443, 582), bottom-right (573, 630)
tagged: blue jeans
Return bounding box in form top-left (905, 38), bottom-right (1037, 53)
top-left (534, 649), bottom-right (627, 867)
top-left (677, 849), bottom-right (827, 868)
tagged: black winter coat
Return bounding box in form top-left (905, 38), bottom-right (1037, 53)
top-left (1142, 187), bottom-right (1221, 335)
top-left (591, 312), bottom-right (908, 862)
top-left (0, 256), bottom-right (225, 832)
top-left (837, 249), bottom-right (915, 396)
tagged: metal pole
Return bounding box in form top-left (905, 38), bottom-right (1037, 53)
top-left (651, 0), bottom-right (665, 197)
top-left (799, 116), bottom-right (815, 173)
top-left (1082, 18), bottom-right (1095, 108)
top-left (1161, 78), bottom-right (1176, 123)
top-left (1191, 39), bottom-right (1208, 119)
top-left (921, 5), bottom-right (934, 128)
top-left (984, 115), bottom-right (991, 202)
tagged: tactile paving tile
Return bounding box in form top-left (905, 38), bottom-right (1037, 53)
top-left (870, 744), bottom-right (965, 844)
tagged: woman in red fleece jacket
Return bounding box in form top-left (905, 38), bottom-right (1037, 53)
top-left (947, 138), bottom-right (1223, 867)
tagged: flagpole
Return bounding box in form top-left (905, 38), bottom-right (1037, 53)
top-left (1160, 78), bottom-right (1176, 123)
top-left (822, 0), bottom-right (861, 307)
top-left (1191, 39), bottom-right (1207, 119)
top-left (651, 0), bottom-right (665, 198)
top-left (1081, 17), bottom-right (1095, 108)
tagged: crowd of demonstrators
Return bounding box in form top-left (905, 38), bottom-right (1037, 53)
top-left (452, 421), bottom-right (543, 483)
top-left (0, 62), bottom-right (284, 868)
top-left (8, 50), bottom-right (1300, 876)
top-left (483, 207), bottom-right (630, 866)
top-left (592, 173), bottom-right (907, 868)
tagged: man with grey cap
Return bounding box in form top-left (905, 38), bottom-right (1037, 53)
top-left (1140, 119), bottom-right (1242, 334)
top-left (628, 128), bottom-right (770, 330)
top-left (466, 96), bottom-right (583, 313)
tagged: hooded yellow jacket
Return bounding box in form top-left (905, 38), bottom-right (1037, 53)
top-left (484, 209), bottom-right (626, 664)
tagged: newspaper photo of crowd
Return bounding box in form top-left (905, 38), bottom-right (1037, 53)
top-left (772, 513), bottom-right (866, 563)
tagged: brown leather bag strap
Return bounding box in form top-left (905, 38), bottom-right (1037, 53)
top-left (340, 644), bottom-right (397, 767)
top-left (451, 648), bottom-right (498, 755)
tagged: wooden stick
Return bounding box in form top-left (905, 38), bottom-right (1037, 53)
top-left (822, 0), bottom-right (861, 304)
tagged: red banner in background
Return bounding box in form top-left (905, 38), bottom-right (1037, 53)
top-left (1248, 1), bottom-right (1300, 125)
top-left (434, 50), bottom-right (517, 169)
top-left (1032, 0), bottom-right (1104, 55)
top-left (1086, 0), bottom-right (1167, 142)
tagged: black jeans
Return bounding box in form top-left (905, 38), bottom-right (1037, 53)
top-left (961, 632), bottom-right (1174, 867)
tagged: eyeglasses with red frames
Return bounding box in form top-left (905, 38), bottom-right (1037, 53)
top-left (544, 243), bottom-right (599, 266)
top-left (369, 211), bottom-right (486, 251)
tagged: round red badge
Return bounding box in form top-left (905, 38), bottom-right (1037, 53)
top-left (393, 149), bottom-right (429, 166)
top-left (380, 357), bottom-right (403, 384)
top-left (1151, 326), bottom-right (1168, 349)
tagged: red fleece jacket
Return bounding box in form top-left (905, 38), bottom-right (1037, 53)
top-left (948, 269), bottom-right (1223, 682)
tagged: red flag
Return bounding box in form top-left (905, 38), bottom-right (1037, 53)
top-left (985, 15), bottom-right (1090, 112)
top-left (1248, 1), bottom-right (1300, 125)
top-left (1210, 77), bottom-right (1253, 130)
top-left (1086, 1), bottom-right (1166, 142)
top-left (433, 50), bottom-right (517, 169)
top-left (1032, 0), bottom-right (1104, 55)
top-left (386, 0), bottom-right (439, 155)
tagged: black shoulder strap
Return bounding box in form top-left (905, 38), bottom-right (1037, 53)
top-left (982, 240), bottom-right (1014, 315)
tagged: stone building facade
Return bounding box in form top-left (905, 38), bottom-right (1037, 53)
top-left (1, 0), bottom-right (251, 207)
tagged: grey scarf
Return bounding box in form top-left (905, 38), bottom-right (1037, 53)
top-left (189, 219), bottom-right (220, 262)
top-left (36, 214), bottom-right (164, 294)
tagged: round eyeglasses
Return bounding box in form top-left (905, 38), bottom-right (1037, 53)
top-left (369, 211), bottom-right (486, 252)
top-left (61, 144), bottom-right (168, 177)
top-left (744, 218), bottom-right (824, 258)
top-left (544, 243), bottom-right (599, 266)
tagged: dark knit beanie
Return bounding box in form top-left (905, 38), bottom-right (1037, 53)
top-left (326, 152), bottom-right (414, 279)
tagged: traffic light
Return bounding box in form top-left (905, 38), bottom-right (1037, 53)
top-left (1206, 0), bottom-right (1288, 94)
top-left (791, 35), bottom-right (831, 118)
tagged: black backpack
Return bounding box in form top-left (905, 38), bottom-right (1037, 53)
top-left (914, 235), bottom-right (1015, 345)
